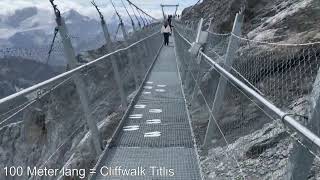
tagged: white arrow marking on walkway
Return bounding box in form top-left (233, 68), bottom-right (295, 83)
top-left (144, 86), bottom-right (153, 90)
top-left (143, 91), bottom-right (151, 94)
top-left (146, 81), bottom-right (154, 84)
top-left (155, 89), bottom-right (166, 92)
top-left (123, 125), bottom-right (140, 131)
top-left (135, 105), bottom-right (146, 109)
top-left (144, 131), bottom-right (161, 137)
top-left (149, 109), bottom-right (162, 113)
top-left (146, 119), bottom-right (161, 124)
top-left (157, 85), bottom-right (167, 88)
top-left (129, 114), bottom-right (143, 119)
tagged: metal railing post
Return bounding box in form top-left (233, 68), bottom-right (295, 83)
top-left (101, 19), bottom-right (112, 50)
top-left (203, 12), bottom-right (244, 149)
top-left (91, 1), bottom-right (112, 50)
top-left (286, 68), bottom-right (320, 179)
top-left (50, 1), bottom-right (102, 154)
top-left (120, 23), bottom-right (129, 41)
top-left (120, 23), bottom-right (140, 90)
top-left (92, 1), bottom-right (127, 109)
top-left (110, 0), bottom-right (139, 89)
top-left (187, 18), bottom-right (207, 96)
top-left (111, 55), bottom-right (128, 108)
top-left (190, 19), bottom-right (211, 102)
top-left (161, 4), bottom-right (165, 20)
top-left (101, 37), bottom-right (128, 108)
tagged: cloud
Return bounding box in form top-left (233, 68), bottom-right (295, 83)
top-left (0, 0), bottom-right (196, 19)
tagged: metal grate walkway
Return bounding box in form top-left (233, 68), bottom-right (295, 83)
top-left (95, 37), bottom-right (202, 180)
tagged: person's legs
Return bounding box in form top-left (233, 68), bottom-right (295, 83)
top-left (164, 33), bottom-right (169, 46)
top-left (163, 34), bottom-right (166, 45)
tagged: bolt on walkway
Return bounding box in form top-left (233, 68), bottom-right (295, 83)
top-left (94, 37), bottom-right (202, 180)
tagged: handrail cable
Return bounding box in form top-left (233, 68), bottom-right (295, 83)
top-left (231, 32), bottom-right (320, 47)
top-left (129, 2), bottom-right (142, 28)
top-left (46, 27), bottom-right (59, 64)
top-left (110, 0), bottom-right (124, 26)
top-left (136, 8), bottom-right (146, 27)
top-left (120, 0), bottom-right (135, 29)
top-left (126, 0), bottom-right (158, 21)
top-left (91, 0), bottom-right (105, 22)
top-left (0, 76), bottom-right (73, 127)
top-left (142, 12), bottom-right (150, 25)
top-left (206, 30), bottom-right (230, 36)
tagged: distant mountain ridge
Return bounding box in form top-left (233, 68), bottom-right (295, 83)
top-left (5, 7), bottom-right (39, 28)
top-left (0, 6), bottom-right (134, 98)
top-left (0, 6), bottom-right (133, 65)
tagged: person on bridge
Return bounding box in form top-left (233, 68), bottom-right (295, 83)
top-left (161, 21), bottom-right (172, 46)
top-left (168, 15), bottom-right (173, 29)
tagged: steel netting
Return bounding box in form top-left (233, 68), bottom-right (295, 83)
top-left (174, 26), bottom-right (320, 180)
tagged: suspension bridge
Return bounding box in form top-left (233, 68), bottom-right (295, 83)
top-left (0, 0), bottom-right (320, 180)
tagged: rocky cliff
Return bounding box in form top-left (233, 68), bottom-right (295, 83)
top-left (0, 57), bottom-right (58, 98)
top-left (180, 0), bottom-right (320, 179)
top-left (182, 0), bottom-right (320, 43)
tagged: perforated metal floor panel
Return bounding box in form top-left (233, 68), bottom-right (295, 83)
top-left (139, 72), bottom-right (184, 101)
top-left (95, 147), bottom-right (201, 180)
top-left (94, 39), bottom-right (202, 180)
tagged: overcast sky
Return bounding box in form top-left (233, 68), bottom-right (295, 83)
top-left (0, 0), bottom-right (197, 19)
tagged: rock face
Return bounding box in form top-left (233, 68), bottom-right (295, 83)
top-left (182, 0), bottom-right (320, 43)
top-left (179, 0), bottom-right (320, 179)
top-left (0, 57), bottom-right (58, 97)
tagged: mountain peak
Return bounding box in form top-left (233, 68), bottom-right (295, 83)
top-left (63, 9), bottom-right (90, 22)
top-left (6, 7), bottom-right (38, 27)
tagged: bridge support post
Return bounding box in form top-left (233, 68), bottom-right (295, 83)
top-left (161, 4), bottom-right (165, 20)
top-left (111, 56), bottom-right (128, 109)
top-left (92, 1), bottom-right (112, 51)
top-left (174, 5), bottom-right (179, 17)
top-left (286, 68), bottom-right (320, 179)
top-left (187, 18), bottom-right (208, 98)
top-left (190, 19), bottom-right (211, 102)
top-left (97, 12), bottom-right (127, 109)
top-left (202, 12), bottom-right (243, 150)
top-left (121, 23), bottom-right (140, 90)
top-left (101, 22), bottom-right (112, 50)
top-left (51, 5), bottom-right (102, 154)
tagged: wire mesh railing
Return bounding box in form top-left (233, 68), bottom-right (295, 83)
top-left (175, 22), bottom-right (231, 62)
top-left (232, 37), bottom-right (320, 111)
top-left (174, 23), bottom-right (320, 179)
top-left (175, 21), bottom-right (197, 43)
top-left (0, 28), bottom-right (162, 179)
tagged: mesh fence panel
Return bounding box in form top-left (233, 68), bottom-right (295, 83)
top-left (205, 31), bottom-right (230, 61)
top-left (232, 39), bottom-right (320, 111)
top-left (174, 24), bottom-right (320, 179)
top-left (175, 21), bottom-right (197, 43)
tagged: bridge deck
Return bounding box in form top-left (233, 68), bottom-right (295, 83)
top-left (95, 38), bottom-right (202, 179)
